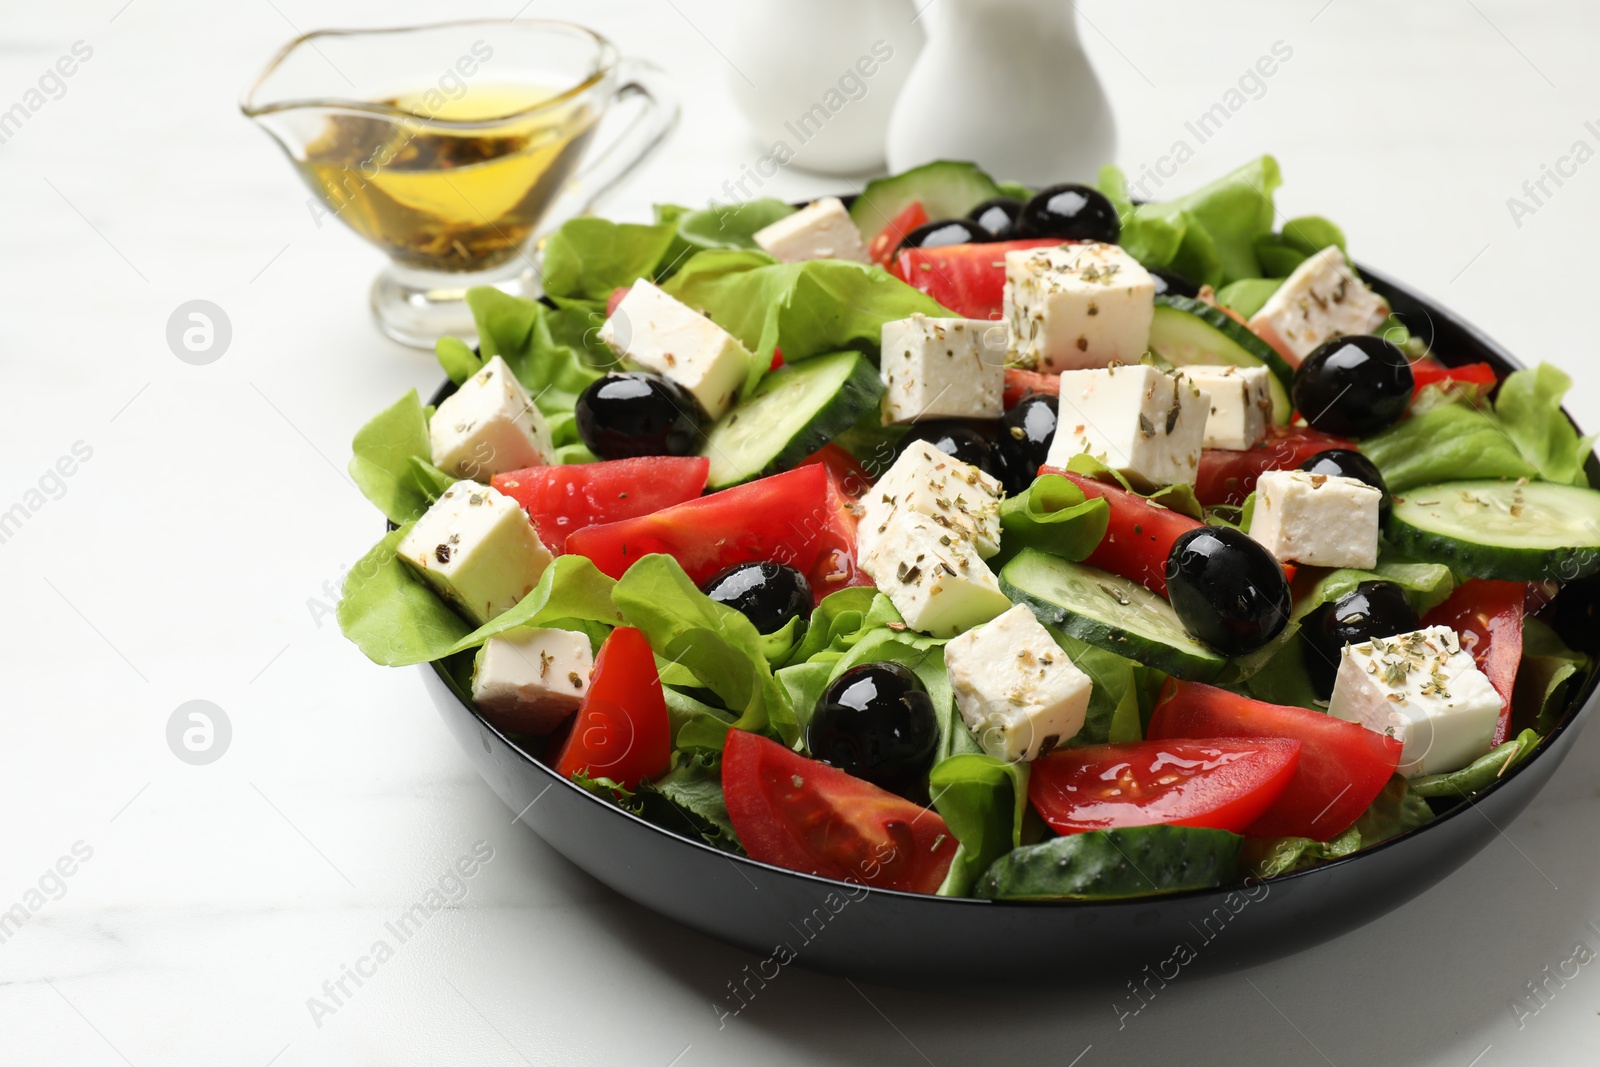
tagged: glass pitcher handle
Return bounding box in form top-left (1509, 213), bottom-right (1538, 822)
top-left (540, 58), bottom-right (680, 234)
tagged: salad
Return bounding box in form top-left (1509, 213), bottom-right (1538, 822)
top-left (340, 156), bottom-right (1597, 901)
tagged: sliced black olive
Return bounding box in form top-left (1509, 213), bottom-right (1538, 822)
top-left (900, 218), bottom-right (990, 252)
top-left (1299, 449), bottom-right (1392, 528)
top-left (966, 197), bottom-right (1025, 240)
top-left (574, 372), bottom-right (703, 460)
top-left (1017, 183), bottom-right (1120, 243)
top-left (1300, 581), bottom-right (1420, 697)
top-left (1166, 526), bottom-right (1292, 656)
top-left (806, 662), bottom-right (938, 793)
top-left (1292, 335), bottom-right (1414, 438)
top-left (701, 561), bottom-right (811, 636)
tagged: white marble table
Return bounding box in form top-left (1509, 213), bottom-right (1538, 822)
top-left (4, 1), bottom-right (1600, 1063)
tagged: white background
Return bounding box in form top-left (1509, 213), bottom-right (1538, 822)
top-left (3, 1), bottom-right (1600, 1064)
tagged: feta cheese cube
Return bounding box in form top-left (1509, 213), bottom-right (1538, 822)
top-left (858, 511), bottom-right (1012, 638)
top-left (945, 604), bottom-right (1093, 762)
top-left (1329, 626), bottom-right (1502, 777)
top-left (429, 355), bottom-right (555, 482)
top-left (1043, 365), bottom-right (1209, 489)
top-left (472, 627), bottom-right (593, 734)
top-left (1004, 241), bottom-right (1156, 371)
top-left (1174, 365), bottom-right (1274, 451)
top-left (751, 197), bottom-right (871, 263)
top-left (880, 314), bottom-right (1006, 423)
top-left (397, 481), bottom-right (554, 625)
top-left (1247, 246), bottom-right (1391, 364)
top-left (598, 279), bottom-right (755, 419)
top-left (1249, 469), bottom-right (1381, 569)
top-left (858, 440), bottom-right (1005, 559)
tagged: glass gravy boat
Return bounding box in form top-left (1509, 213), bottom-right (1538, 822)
top-left (242, 19), bottom-right (677, 348)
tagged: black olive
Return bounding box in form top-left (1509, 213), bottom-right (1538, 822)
top-left (1292, 335), bottom-right (1414, 438)
top-left (1017, 183), bottom-right (1120, 242)
top-left (1300, 581), bottom-right (1420, 698)
top-left (1166, 526), bottom-right (1292, 656)
top-left (1299, 449), bottom-right (1393, 528)
top-left (898, 420), bottom-right (994, 471)
top-left (966, 197), bottom-right (1025, 239)
top-left (574, 372), bottom-right (702, 460)
top-left (1148, 268), bottom-right (1201, 300)
top-left (806, 662), bottom-right (938, 793)
top-left (701, 561), bottom-right (811, 636)
top-left (992, 395), bottom-right (1058, 494)
top-left (900, 218), bottom-right (991, 252)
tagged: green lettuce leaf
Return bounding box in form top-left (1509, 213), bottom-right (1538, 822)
top-left (995, 474), bottom-right (1110, 565)
top-left (541, 217), bottom-right (680, 303)
top-left (661, 251), bottom-right (948, 375)
top-left (1214, 278), bottom-right (1282, 319)
top-left (338, 531), bottom-right (623, 667)
top-left (349, 390), bottom-right (434, 524)
top-left (1242, 826), bottom-right (1361, 878)
top-left (677, 199), bottom-right (796, 250)
top-left (1352, 774), bottom-right (1435, 841)
top-left (611, 554), bottom-right (797, 749)
top-left (1494, 364), bottom-right (1595, 487)
top-left (930, 754), bottom-right (1029, 897)
top-left (1516, 616), bottom-right (1589, 733)
top-left (1410, 729), bottom-right (1542, 799)
top-left (633, 752), bottom-right (743, 854)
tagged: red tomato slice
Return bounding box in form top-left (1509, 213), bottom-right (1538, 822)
top-left (1039, 470), bottom-right (1202, 597)
top-left (1148, 680), bottom-right (1402, 840)
top-left (888, 238), bottom-right (1060, 320)
top-left (722, 730), bottom-right (957, 893)
top-left (563, 464), bottom-right (868, 605)
top-left (1003, 367), bottom-right (1061, 409)
top-left (868, 201), bottom-right (929, 267)
top-left (553, 627), bottom-right (671, 791)
top-left (1195, 425), bottom-right (1357, 507)
top-left (799, 442), bottom-right (875, 500)
top-left (1410, 359), bottom-right (1496, 400)
top-left (491, 457), bottom-right (709, 553)
top-left (1422, 579), bottom-right (1525, 746)
top-left (1028, 738), bottom-right (1302, 835)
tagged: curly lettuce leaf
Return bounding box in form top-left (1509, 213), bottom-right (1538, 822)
top-left (349, 390), bottom-right (433, 524)
top-left (677, 199), bottom-right (796, 251)
top-left (611, 554), bottom-right (797, 749)
top-left (1516, 616), bottom-right (1590, 733)
top-left (1242, 774), bottom-right (1432, 877)
top-left (338, 532), bottom-right (623, 667)
top-left (930, 754), bottom-right (1029, 897)
top-left (541, 216), bottom-right (682, 303)
top-left (1494, 364), bottom-right (1595, 486)
top-left (995, 474), bottom-right (1111, 566)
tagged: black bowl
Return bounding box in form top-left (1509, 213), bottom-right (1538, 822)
top-left (417, 264), bottom-right (1600, 988)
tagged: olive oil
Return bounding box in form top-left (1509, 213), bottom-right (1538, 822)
top-left (298, 84), bottom-right (597, 271)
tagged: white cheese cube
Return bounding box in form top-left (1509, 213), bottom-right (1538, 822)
top-left (1174, 365), bottom-right (1273, 451)
top-left (858, 511), bottom-right (1011, 638)
top-left (1004, 242), bottom-right (1156, 371)
top-left (598, 279), bottom-right (754, 419)
top-left (397, 481), bottom-right (554, 625)
top-left (472, 627), bottom-right (593, 734)
top-left (1043, 365), bottom-right (1209, 489)
top-left (945, 604), bottom-right (1093, 762)
top-left (1249, 469), bottom-right (1381, 569)
top-left (751, 197), bottom-right (871, 263)
top-left (880, 315), bottom-right (1006, 423)
top-left (1247, 246), bottom-right (1391, 364)
top-left (1329, 626), bottom-right (1502, 777)
top-left (429, 355), bottom-right (555, 482)
top-left (858, 440), bottom-right (1005, 559)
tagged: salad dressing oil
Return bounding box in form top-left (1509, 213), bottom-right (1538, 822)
top-left (297, 83), bottom-right (597, 271)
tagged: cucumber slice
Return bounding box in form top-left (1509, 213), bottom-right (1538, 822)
top-left (1149, 296), bottom-right (1293, 424)
top-left (999, 549), bottom-right (1226, 680)
top-left (848, 161), bottom-right (1003, 236)
top-left (1388, 480), bottom-right (1600, 581)
top-left (976, 825), bottom-right (1243, 900)
top-left (700, 351), bottom-right (883, 489)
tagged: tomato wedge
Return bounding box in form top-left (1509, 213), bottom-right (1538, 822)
top-left (1003, 367), bottom-right (1061, 409)
top-left (868, 201), bottom-right (929, 267)
top-left (1422, 579), bottom-right (1525, 746)
top-left (722, 730), bottom-right (957, 893)
top-left (1148, 680), bottom-right (1402, 840)
top-left (799, 442), bottom-right (875, 500)
top-left (888, 238), bottom-right (1060, 320)
top-left (1029, 738), bottom-right (1301, 835)
top-left (491, 456), bottom-right (709, 552)
top-left (1195, 425), bottom-right (1357, 507)
top-left (564, 464), bottom-right (867, 605)
top-left (1040, 469), bottom-right (1202, 596)
top-left (553, 627), bottom-right (670, 790)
